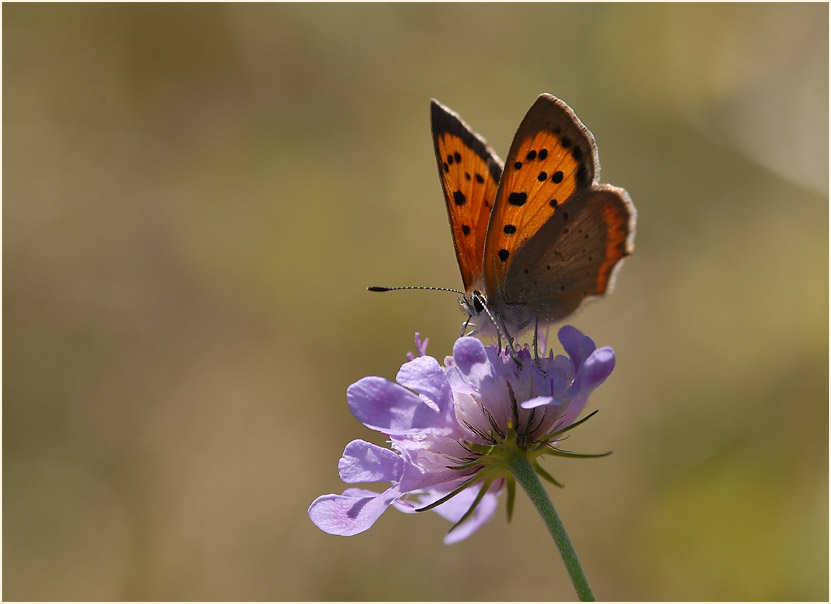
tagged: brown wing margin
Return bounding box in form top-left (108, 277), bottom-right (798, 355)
top-left (431, 99), bottom-right (503, 291)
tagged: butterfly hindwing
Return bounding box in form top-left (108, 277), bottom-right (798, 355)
top-left (431, 99), bottom-right (503, 292)
top-left (483, 94), bottom-right (601, 304)
top-left (503, 185), bottom-right (636, 324)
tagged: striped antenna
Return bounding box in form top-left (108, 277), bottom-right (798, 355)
top-left (367, 285), bottom-right (465, 295)
top-left (368, 285), bottom-right (523, 367)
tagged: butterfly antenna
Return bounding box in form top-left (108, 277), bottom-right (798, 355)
top-left (367, 285), bottom-right (465, 295)
top-left (368, 286), bottom-right (522, 367)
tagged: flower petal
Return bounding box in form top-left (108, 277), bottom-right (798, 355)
top-left (520, 395), bottom-right (561, 409)
top-left (405, 332), bottom-right (429, 360)
top-left (431, 482), bottom-right (501, 545)
top-left (396, 355), bottom-right (453, 420)
top-left (547, 355), bottom-right (574, 393)
top-left (451, 337), bottom-right (497, 390)
top-left (307, 485), bottom-right (400, 536)
top-left (338, 440), bottom-right (405, 484)
top-left (568, 346), bottom-right (615, 398)
top-left (341, 487), bottom-right (382, 498)
top-left (397, 461), bottom-right (468, 493)
top-left (557, 394), bottom-right (590, 430)
top-left (347, 376), bottom-right (443, 434)
top-left (558, 325), bottom-right (597, 371)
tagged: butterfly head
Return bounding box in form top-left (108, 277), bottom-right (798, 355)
top-left (459, 290), bottom-right (494, 335)
top-left (460, 289), bottom-right (484, 316)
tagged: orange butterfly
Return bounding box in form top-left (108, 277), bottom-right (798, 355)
top-left (374, 94), bottom-right (636, 349)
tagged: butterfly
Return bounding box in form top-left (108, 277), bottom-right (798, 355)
top-left (371, 94), bottom-right (636, 353)
top-left (428, 93), bottom-right (636, 344)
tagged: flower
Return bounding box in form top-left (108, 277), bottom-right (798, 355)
top-left (308, 326), bottom-right (616, 544)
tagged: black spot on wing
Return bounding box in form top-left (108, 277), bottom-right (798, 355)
top-left (508, 192), bottom-right (527, 206)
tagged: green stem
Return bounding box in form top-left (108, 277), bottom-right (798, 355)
top-left (508, 454), bottom-right (595, 601)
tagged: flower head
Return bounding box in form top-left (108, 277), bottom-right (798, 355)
top-left (308, 326), bottom-right (615, 543)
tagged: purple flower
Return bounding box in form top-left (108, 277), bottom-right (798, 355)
top-left (308, 326), bottom-right (615, 543)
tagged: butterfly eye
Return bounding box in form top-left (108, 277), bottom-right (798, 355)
top-left (472, 292), bottom-right (486, 313)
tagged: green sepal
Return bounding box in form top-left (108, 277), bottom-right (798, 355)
top-left (533, 460), bottom-right (564, 488)
top-left (466, 442), bottom-right (496, 455)
top-left (543, 448), bottom-right (612, 459)
top-left (537, 410), bottom-right (600, 442)
top-left (446, 460), bottom-right (484, 471)
top-left (415, 475), bottom-right (478, 512)
top-left (448, 478), bottom-right (493, 535)
top-left (506, 477), bottom-right (516, 523)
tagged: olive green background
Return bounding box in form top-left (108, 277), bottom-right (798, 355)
top-left (3, 3), bottom-right (828, 601)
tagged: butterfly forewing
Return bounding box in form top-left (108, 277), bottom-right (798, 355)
top-left (483, 94), bottom-right (602, 303)
top-left (431, 100), bottom-right (503, 292)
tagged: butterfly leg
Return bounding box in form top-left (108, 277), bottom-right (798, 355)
top-left (460, 315), bottom-right (472, 338)
top-left (497, 315), bottom-right (523, 368)
top-left (474, 295), bottom-right (522, 367)
top-left (533, 317), bottom-right (547, 376)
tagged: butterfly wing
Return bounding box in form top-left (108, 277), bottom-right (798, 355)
top-left (483, 94), bottom-right (635, 327)
top-left (431, 99), bottom-right (503, 292)
top-left (503, 185), bottom-right (635, 323)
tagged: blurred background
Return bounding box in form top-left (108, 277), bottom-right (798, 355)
top-left (3, 3), bottom-right (828, 601)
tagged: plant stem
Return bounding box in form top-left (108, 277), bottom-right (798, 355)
top-left (508, 454), bottom-right (595, 601)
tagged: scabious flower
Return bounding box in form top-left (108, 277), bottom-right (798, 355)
top-left (308, 326), bottom-right (615, 544)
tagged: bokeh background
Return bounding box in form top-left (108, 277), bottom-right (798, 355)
top-left (3, 3), bottom-right (828, 601)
